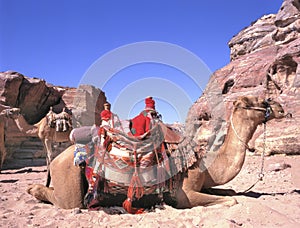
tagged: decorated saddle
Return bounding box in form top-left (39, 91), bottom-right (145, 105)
top-left (73, 118), bottom-right (197, 214)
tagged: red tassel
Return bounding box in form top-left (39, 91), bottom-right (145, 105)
top-left (122, 172), bottom-right (144, 214)
top-left (122, 198), bottom-right (144, 214)
top-left (128, 149), bottom-right (144, 199)
top-left (122, 148), bottom-right (145, 214)
top-left (128, 172), bottom-right (144, 199)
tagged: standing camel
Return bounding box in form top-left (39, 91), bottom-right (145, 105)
top-left (13, 108), bottom-right (72, 186)
top-left (27, 96), bottom-right (285, 209)
top-left (0, 107), bottom-right (21, 172)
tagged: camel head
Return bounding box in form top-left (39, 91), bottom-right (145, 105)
top-left (233, 96), bottom-right (285, 124)
top-left (0, 108), bottom-right (20, 119)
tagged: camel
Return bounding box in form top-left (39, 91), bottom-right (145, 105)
top-left (27, 96), bottom-right (285, 210)
top-left (13, 108), bottom-right (72, 186)
top-left (0, 107), bottom-right (21, 172)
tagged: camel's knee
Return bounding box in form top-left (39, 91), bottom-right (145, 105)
top-left (27, 184), bottom-right (50, 201)
top-left (27, 184), bottom-right (42, 196)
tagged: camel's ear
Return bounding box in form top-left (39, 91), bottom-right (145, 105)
top-left (234, 96), bottom-right (253, 108)
top-left (241, 97), bottom-right (252, 106)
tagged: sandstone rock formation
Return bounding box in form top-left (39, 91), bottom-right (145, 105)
top-left (0, 71), bottom-right (63, 124)
top-left (186, 0), bottom-right (300, 155)
top-left (0, 71), bottom-right (107, 168)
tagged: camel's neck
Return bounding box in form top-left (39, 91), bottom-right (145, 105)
top-left (14, 116), bottom-right (38, 136)
top-left (203, 111), bottom-right (260, 188)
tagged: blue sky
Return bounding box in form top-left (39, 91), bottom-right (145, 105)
top-left (0, 0), bottom-right (283, 123)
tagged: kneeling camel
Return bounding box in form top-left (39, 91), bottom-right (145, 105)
top-left (27, 96), bottom-right (285, 209)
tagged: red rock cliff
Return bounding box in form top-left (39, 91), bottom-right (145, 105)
top-left (186, 0), bottom-right (300, 155)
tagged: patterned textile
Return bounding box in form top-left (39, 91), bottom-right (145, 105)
top-left (73, 144), bottom-right (88, 166)
top-left (73, 117), bottom-right (197, 213)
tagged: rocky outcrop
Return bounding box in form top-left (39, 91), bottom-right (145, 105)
top-left (0, 71), bottom-right (107, 127)
top-left (0, 71), bottom-right (107, 168)
top-left (187, 0), bottom-right (300, 155)
top-left (0, 71), bottom-right (63, 124)
top-left (229, 0), bottom-right (300, 61)
top-left (66, 84), bottom-right (106, 127)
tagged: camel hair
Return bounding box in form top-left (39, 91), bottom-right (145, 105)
top-left (13, 108), bottom-right (72, 185)
top-left (0, 107), bottom-right (21, 172)
top-left (27, 96), bottom-right (285, 209)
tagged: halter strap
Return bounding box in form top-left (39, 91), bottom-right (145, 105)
top-left (231, 101), bottom-right (271, 150)
top-left (230, 114), bottom-right (252, 150)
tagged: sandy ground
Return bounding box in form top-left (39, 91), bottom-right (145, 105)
top-left (0, 154), bottom-right (300, 228)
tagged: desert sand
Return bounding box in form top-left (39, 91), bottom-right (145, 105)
top-left (1, 154), bottom-right (300, 228)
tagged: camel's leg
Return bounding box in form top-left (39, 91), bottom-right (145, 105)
top-left (180, 169), bottom-right (237, 208)
top-left (45, 169), bottom-right (51, 187)
top-left (0, 146), bottom-right (6, 172)
top-left (171, 182), bottom-right (192, 209)
top-left (44, 138), bottom-right (52, 187)
top-left (44, 138), bottom-right (53, 166)
top-left (185, 190), bottom-right (237, 207)
top-left (27, 145), bottom-right (87, 209)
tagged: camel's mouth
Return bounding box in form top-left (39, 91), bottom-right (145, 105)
top-left (273, 109), bottom-right (286, 119)
top-left (284, 112), bottom-right (293, 118)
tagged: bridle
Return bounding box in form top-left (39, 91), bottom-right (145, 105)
top-left (230, 99), bottom-right (273, 193)
top-left (230, 99), bottom-right (272, 150)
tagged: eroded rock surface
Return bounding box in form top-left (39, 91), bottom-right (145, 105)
top-left (187, 0), bottom-right (300, 155)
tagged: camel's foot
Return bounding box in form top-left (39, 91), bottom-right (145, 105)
top-left (217, 196), bottom-right (237, 206)
top-left (205, 196), bottom-right (238, 208)
top-left (27, 184), bottom-right (53, 203)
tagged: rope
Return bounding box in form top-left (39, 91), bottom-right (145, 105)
top-left (242, 121), bottom-right (267, 193)
top-left (259, 122), bottom-right (267, 181)
top-left (230, 113), bottom-right (253, 151)
top-left (230, 108), bottom-right (268, 193)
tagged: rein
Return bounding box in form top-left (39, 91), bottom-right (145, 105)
top-left (242, 122), bottom-right (267, 193)
top-left (230, 102), bottom-right (272, 193)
